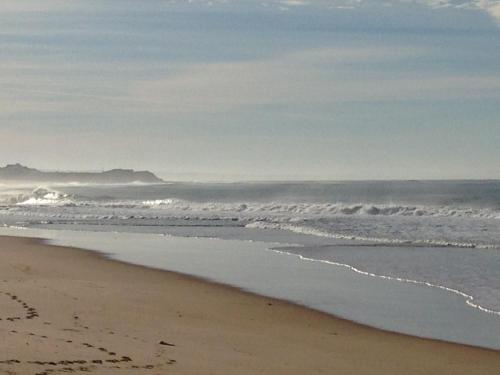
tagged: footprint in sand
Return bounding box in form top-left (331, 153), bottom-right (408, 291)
top-left (0, 291), bottom-right (39, 322)
top-left (1, 328), bottom-right (176, 374)
top-left (1, 291), bottom-right (177, 374)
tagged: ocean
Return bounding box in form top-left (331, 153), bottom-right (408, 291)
top-left (2, 180), bottom-right (500, 248)
top-left (1, 180), bottom-right (500, 348)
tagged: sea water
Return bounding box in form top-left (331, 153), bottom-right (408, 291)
top-left (0, 180), bottom-right (499, 347)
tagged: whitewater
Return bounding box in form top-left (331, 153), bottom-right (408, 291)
top-left (1, 180), bottom-right (499, 248)
top-left (1, 180), bottom-right (500, 318)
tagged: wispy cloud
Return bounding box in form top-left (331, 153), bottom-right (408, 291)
top-left (483, 1), bottom-right (500, 21)
top-left (131, 47), bottom-right (500, 113)
top-left (2, 46), bottom-right (499, 117)
top-left (2, 0), bottom-right (499, 20)
top-left (425, 1), bottom-right (500, 22)
top-left (302, 1), bottom-right (500, 22)
top-left (1, 0), bottom-right (499, 27)
top-left (279, 0), bottom-right (309, 6)
top-left (0, 0), bottom-right (82, 12)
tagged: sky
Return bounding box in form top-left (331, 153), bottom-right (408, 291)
top-left (1, 0), bottom-right (499, 180)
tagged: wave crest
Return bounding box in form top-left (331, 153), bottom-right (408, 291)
top-left (140, 199), bottom-right (499, 219)
top-left (5, 193), bottom-right (498, 219)
top-left (246, 221), bottom-right (499, 249)
top-left (13, 187), bottom-right (76, 207)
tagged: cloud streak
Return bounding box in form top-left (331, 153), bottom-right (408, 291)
top-left (0, 0), bottom-right (84, 12)
top-left (2, 46), bottom-right (499, 117)
top-left (1, 0), bottom-right (499, 21)
top-left (132, 48), bottom-right (500, 113)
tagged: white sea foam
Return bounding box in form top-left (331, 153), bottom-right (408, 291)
top-left (2, 183), bottom-right (499, 220)
top-left (13, 187), bottom-right (75, 207)
top-left (268, 247), bottom-right (500, 316)
top-left (2, 192), bottom-right (499, 249)
top-left (141, 199), bottom-right (500, 219)
top-left (245, 221), bottom-right (500, 249)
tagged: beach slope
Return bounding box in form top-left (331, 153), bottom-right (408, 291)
top-left (0, 235), bottom-right (499, 374)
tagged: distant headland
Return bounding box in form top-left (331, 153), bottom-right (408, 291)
top-left (0, 164), bottom-right (163, 184)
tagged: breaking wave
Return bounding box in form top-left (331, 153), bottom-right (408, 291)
top-left (1, 181), bottom-right (499, 250)
top-left (141, 199), bottom-right (500, 219)
top-left (2, 185), bottom-right (498, 220)
top-left (246, 221), bottom-right (499, 249)
top-left (4, 187), bottom-right (76, 207)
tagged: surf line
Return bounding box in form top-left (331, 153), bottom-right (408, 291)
top-left (268, 246), bottom-right (500, 317)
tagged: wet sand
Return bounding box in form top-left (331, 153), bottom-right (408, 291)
top-left (1, 235), bottom-right (499, 375)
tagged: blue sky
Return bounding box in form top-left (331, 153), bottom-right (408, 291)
top-left (1, 0), bottom-right (499, 180)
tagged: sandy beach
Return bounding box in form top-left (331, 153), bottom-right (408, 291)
top-left (1, 235), bottom-right (499, 375)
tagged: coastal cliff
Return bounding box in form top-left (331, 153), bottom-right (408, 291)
top-left (0, 164), bottom-right (163, 184)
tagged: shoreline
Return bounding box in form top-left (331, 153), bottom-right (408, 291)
top-left (1, 235), bottom-right (500, 374)
top-left (41, 236), bottom-right (500, 352)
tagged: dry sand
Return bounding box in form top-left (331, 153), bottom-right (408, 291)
top-left (0, 235), bottom-right (499, 375)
